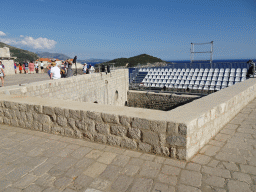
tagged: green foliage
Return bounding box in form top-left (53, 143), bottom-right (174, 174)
top-left (36, 52), bottom-right (70, 60)
top-left (0, 42), bottom-right (39, 63)
top-left (104, 54), bottom-right (163, 67)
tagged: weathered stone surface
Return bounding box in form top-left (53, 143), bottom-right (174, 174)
top-left (128, 127), bottom-right (141, 140)
top-left (56, 116), bottom-right (67, 127)
top-left (52, 126), bottom-right (65, 135)
top-left (54, 107), bottom-right (65, 116)
top-left (95, 123), bottom-right (110, 135)
top-left (107, 135), bottom-right (121, 146)
top-left (69, 109), bottom-right (80, 120)
top-left (131, 117), bottom-right (150, 129)
top-left (142, 131), bottom-right (159, 146)
top-left (150, 120), bottom-right (166, 133)
top-left (44, 106), bottom-right (55, 116)
top-left (180, 170), bottom-right (202, 187)
top-left (101, 113), bottom-right (119, 124)
top-left (94, 134), bottom-right (107, 144)
top-left (119, 115), bottom-right (131, 127)
top-left (166, 135), bottom-right (186, 146)
top-left (86, 111), bottom-right (102, 122)
top-left (138, 142), bottom-right (152, 152)
top-left (110, 125), bottom-right (127, 137)
top-left (178, 123), bottom-right (187, 135)
top-left (121, 138), bottom-right (137, 149)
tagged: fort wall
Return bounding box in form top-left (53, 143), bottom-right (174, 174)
top-left (0, 47), bottom-right (15, 75)
top-left (0, 70), bottom-right (256, 160)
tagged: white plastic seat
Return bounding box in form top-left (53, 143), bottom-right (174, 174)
top-left (200, 81), bottom-right (205, 85)
top-left (236, 72), bottom-right (241, 77)
top-left (193, 85), bottom-right (199, 90)
top-left (187, 76), bottom-right (192, 80)
top-left (242, 72), bottom-right (247, 77)
top-left (195, 68), bottom-right (199, 73)
top-left (202, 76), bottom-right (207, 81)
top-left (209, 68), bottom-right (214, 73)
top-left (180, 80), bottom-right (185, 85)
top-left (178, 76), bottom-right (182, 80)
top-left (229, 77), bottom-right (234, 82)
top-left (241, 77), bottom-right (246, 81)
top-left (157, 68), bottom-right (161, 72)
top-left (151, 83), bottom-right (156, 87)
top-left (164, 76), bottom-right (169, 79)
top-left (211, 81), bottom-right (216, 86)
top-left (156, 83), bottom-right (160, 87)
top-left (157, 75), bottom-right (161, 79)
top-left (212, 76), bottom-right (217, 81)
top-left (162, 79), bottom-right (167, 83)
top-left (204, 68), bottom-right (209, 73)
top-left (200, 68), bottom-right (204, 72)
top-left (213, 72), bottom-right (218, 77)
top-left (171, 72), bottom-right (175, 76)
top-left (167, 79), bottom-right (171, 84)
top-left (161, 75), bottom-right (165, 79)
top-left (223, 76), bottom-right (229, 81)
top-left (205, 81), bottom-right (211, 86)
top-left (159, 72), bottom-right (163, 75)
top-left (163, 72), bottom-right (167, 76)
top-left (196, 76), bottom-right (202, 81)
top-left (216, 81), bottom-right (222, 86)
top-left (177, 68), bottom-right (181, 72)
top-left (231, 68), bottom-right (235, 73)
top-left (195, 80), bottom-right (200, 85)
top-left (181, 68), bottom-right (186, 72)
top-left (161, 68), bottom-right (165, 72)
top-left (203, 72), bottom-right (208, 77)
top-left (203, 86), bottom-right (209, 90)
top-left (188, 84), bottom-right (193, 89)
top-left (166, 72), bottom-right (170, 76)
top-left (171, 79), bottom-right (176, 84)
top-left (188, 72), bottom-right (193, 76)
top-left (198, 85), bottom-right (203, 90)
top-left (173, 76), bottom-right (178, 80)
top-left (190, 68), bottom-right (195, 72)
top-left (190, 80), bottom-right (195, 85)
top-left (236, 68), bottom-right (241, 73)
top-left (228, 82), bottom-right (233, 86)
top-left (182, 76), bottom-right (186, 80)
top-left (242, 68), bottom-right (247, 73)
top-left (220, 68), bottom-right (224, 73)
top-left (185, 68), bottom-right (190, 72)
top-left (192, 76), bottom-right (197, 81)
top-left (209, 86), bottom-right (215, 91)
top-left (230, 72), bottom-right (235, 77)
top-left (215, 85), bottom-right (221, 91)
top-left (150, 68), bottom-right (154, 72)
top-left (214, 68), bottom-right (219, 73)
top-left (193, 72), bottom-right (198, 77)
top-left (217, 76), bottom-right (223, 81)
top-left (235, 77), bottom-right (240, 82)
top-left (179, 72), bottom-right (184, 76)
top-left (222, 81), bottom-right (228, 87)
top-left (208, 72), bottom-right (213, 77)
top-left (184, 72), bottom-right (189, 76)
top-left (185, 80), bottom-right (190, 85)
top-left (224, 72), bottom-right (229, 77)
top-left (173, 68), bottom-right (177, 72)
top-left (183, 85), bottom-right (188, 89)
top-left (139, 68), bottom-right (143, 72)
top-left (178, 84), bottom-right (183, 89)
top-left (225, 68), bottom-right (230, 73)
top-left (160, 83), bottom-right (164, 88)
top-left (207, 76), bottom-right (212, 81)
top-left (168, 84), bottom-right (173, 88)
top-left (218, 72), bottom-right (224, 77)
top-left (198, 72), bottom-right (203, 77)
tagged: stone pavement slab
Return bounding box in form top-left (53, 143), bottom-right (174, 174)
top-left (1, 99), bottom-right (256, 191)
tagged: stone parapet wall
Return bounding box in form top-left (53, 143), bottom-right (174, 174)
top-left (0, 69), bottom-right (129, 106)
top-left (127, 90), bottom-right (199, 111)
top-left (0, 73), bottom-right (256, 160)
top-left (0, 47), bottom-right (15, 75)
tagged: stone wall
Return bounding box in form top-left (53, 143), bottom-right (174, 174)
top-left (0, 69), bottom-right (129, 106)
top-left (127, 90), bottom-right (199, 111)
top-left (0, 73), bottom-right (256, 160)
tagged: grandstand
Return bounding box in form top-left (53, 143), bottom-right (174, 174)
top-left (136, 67), bottom-right (247, 92)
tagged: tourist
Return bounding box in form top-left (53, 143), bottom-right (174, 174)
top-left (66, 59), bottom-right (73, 78)
top-left (50, 62), bottom-right (61, 80)
top-left (0, 61), bottom-right (5, 87)
top-left (24, 61), bottom-right (29, 74)
top-left (40, 61), bottom-right (44, 73)
top-left (46, 62), bottom-right (52, 78)
top-left (14, 62), bottom-right (17, 74)
top-left (83, 63), bottom-right (87, 74)
top-left (29, 61), bottom-right (35, 74)
top-left (19, 64), bottom-right (23, 74)
top-left (35, 62), bottom-right (39, 73)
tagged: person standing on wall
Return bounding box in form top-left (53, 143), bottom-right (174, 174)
top-left (0, 61), bottom-right (6, 87)
top-left (83, 63), bottom-right (87, 74)
top-left (35, 62), bottom-right (39, 73)
top-left (40, 61), bottom-right (44, 73)
top-left (14, 62), bottom-right (17, 74)
top-left (24, 61), bottom-right (29, 74)
top-left (66, 59), bottom-right (73, 78)
top-left (29, 61), bottom-right (35, 74)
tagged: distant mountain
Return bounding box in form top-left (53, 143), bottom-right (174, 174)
top-left (0, 42), bottom-right (39, 63)
top-left (36, 51), bottom-right (70, 60)
top-left (102, 54), bottom-right (164, 67)
top-left (78, 58), bottom-right (110, 63)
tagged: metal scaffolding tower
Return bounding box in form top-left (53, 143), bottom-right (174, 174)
top-left (190, 41), bottom-right (213, 67)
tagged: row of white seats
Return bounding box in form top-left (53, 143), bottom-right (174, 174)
top-left (139, 68), bottom-right (247, 73)
top-left (144, 72), bottom-right (246, 80)
top-left (144, 79), bottom-right (245, 86)
top-left (142, 82), bottom-right (238, 90)
top-left (148, 71), bottom-right (246, 76)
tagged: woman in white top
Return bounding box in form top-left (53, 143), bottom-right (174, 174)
top-left (40, 62), bottom-right (44, 73)
top-left (0, 61), bottom-right (6, 87)
top-left (50, 62), bottom-right (61, 80)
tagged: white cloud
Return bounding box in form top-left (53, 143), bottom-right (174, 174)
top-left (0, 35), bottom-right (57, 49)
top-left (0, 31), bottom-right (6, 36)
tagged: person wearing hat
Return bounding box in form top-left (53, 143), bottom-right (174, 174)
top-left (50, 62), bottom-right (61, 80)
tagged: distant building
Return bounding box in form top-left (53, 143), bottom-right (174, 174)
top-left (0, 47), bottom-right (16, 75)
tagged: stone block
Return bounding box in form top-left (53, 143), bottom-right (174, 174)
top-left (128, 127), bottom-right (141, 140)
top-left (86, 111), bottom-right (102, 122)
top-left (95, 122), bottom-right (110, 135)
top-left (138, 142), bottom-right (152, 153)
top-left (177, 148), bottom-right (186, 160)
top-left (94, 133), bottom-right (107, 144)
top-left (75, 120), bottom-right (86, 131)
top-left (44, 106), bottom-right (55, 116)
top-left (150, 120), bottom-right (166, 133)
top-left (68, 118), bottom-right (76, 129)
top-left (33, 121), bottom-right (42, 131)
top-left (167, 122), bottom-right (178, 134)
top-left (119, 115), bottom-right (131, 127)
top-left (121, 138), bottom-right (137, 149)
top-left (54, 107), bottom-right (65, 116)
top-left (52, 126), bottom-right (65, 135)
top-left (102, 113), bottom-right (119, 124)
top-left (166, 135), bottom-right (186, 146)
top-left (3, 108), bottom-right (12, 119)
top-left (27, 104), bottom-right (34, 112)
top-left (107, 135), bottom-right (121, 146)
top-left (37, 114), bottom-right (51, 124)
top-left (42, 124), bottom-right (51, 133)
top-left (18, 103), bottom-right (27, 112)
top-left (178, 123), bottom-right (187, 135)
top-left (142, 130), bottom-right (159, 146)
top-left (69, 109), bottom-right (80, 120)
top-left (64, 128), bottom-right (74, 137)
top-left (110, 125), bottom-right (127, 137)
top-left (131, 117), bottom-right (149, 129)
top-left (11, 118), bottom-right (19, 127)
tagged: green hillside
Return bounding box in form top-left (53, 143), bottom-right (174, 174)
top-left (104, 54), bottom-right (164, 67)
top-left (36, 51), bottom-right (70, 60)
top-left (0, 42), bottom-right (39, 63)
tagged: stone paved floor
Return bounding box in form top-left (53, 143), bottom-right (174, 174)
top-left (0, 99), bottom-right (256, 192)
top-left (3, 73), bottom-right (50, 87)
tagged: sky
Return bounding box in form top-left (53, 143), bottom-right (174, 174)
top-left (0, 0), bottom-right (255, 61)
